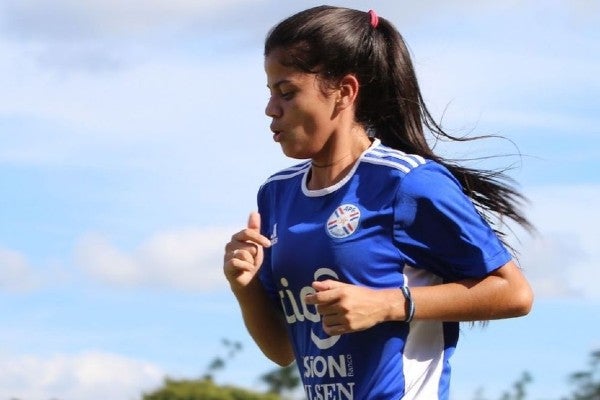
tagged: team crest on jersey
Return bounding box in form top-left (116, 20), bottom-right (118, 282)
top-left (326, 204), bottom-right (361, 239)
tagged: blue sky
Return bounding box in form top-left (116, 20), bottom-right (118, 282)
top-left (0, 1), bottom-right (598, 399)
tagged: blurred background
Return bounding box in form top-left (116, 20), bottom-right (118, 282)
top-left (0, 1), bottom-right (598, 399)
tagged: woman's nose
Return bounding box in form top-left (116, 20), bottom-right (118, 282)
top-left (265, 97), bottom-right (281, 118)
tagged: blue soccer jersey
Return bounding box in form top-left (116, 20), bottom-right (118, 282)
top-left (257, 139), bottom-right (511, 400)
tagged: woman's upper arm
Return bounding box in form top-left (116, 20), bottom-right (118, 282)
top-left (394, 162), bottom-right (512, 280)
top-left (488, 260), bottom-right (534, 317)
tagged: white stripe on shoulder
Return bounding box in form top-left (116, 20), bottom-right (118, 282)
top-left (263, 161), bottom-right (310, 184)
top-left (363, 157), bottom-right (411, 173)
top-left (364, 144), bottom-right (426, 172)
top-left (369, 146), bottom-right (426, 166)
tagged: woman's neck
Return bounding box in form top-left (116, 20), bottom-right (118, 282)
top-left (307, 135), bottom-right (372, 190)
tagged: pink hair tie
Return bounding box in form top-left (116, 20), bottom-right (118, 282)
top-left (368, 9), bottom-right (379, 28)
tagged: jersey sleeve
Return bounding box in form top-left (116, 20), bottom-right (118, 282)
top-left (256, 183), bottom-right (282, 308)
top-left (393, 162), bottom-right (511, 281)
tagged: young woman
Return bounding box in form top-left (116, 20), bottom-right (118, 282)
top-left (223, 6), bottom-right (533, 399)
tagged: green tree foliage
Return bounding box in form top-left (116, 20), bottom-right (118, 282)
top-left (471, 349), bottom-right (600, 400)
top-left (203, 339), bottom-right (244, 381)
top-left (563, 349), bottom-right (600, 400)
top-left (472, 371), bottom-right (532, 400)
top-left (499, 372), bottom-right (532, 400)
top-left (259, 363), bottom-right (301, 397)
top-left (141, 339), bottom-right (284, 400)
top-left (144, 340), bottom-right (600, 400)
top-left (142, 377), bottom-right (281, 400)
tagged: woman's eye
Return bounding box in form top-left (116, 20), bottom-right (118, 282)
top-left (280, 91), bottom-right (294, 100)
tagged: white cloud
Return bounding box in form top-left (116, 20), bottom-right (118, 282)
top-left (516, 232), bottom-right (586, 298)
top-left (512, 184), bottom-right (600, 299)
top-left (70, 182), bottom-right (600, 299)
top-left (0, 0), bottom-right (271, 73)
top-left (1, 1), bottom-right (596, 171)
top-left (0, 0), bottom-right (265, 40)
top-left (0, 246), bottom-right (39, 292)
top-left (75, 226), bottom-right (236, 291)
top-left (1, 1), bottom-right (598, 301)
top-left (416, 44), bottom-right (599, 136)
top-left (474, 108), bottom-right (598, 137)
top-left (74, 234), bottom-right (142, 286)
top-left (0, 351), bottom-right (163, 400)
top-left (0, 44), bottom-right (266, 147)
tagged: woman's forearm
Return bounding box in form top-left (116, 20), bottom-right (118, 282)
top-left (385, 260), bottom-right (533, 322)
top-left (233, 279), bottom-right (295, 366)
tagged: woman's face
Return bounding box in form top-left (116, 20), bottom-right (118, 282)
top-left (264, 49), bottom-right (340, 160)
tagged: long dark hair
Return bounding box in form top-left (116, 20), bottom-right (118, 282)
top-left (264, 5), bottom-right (533, 244)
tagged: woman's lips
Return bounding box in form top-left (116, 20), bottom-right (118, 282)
top-left (271, 126), bottom-right (282, 142)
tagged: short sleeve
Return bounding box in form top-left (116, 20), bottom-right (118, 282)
top-left (256, 184), bottom-right (282, 307)
top-left (393, 162), bottom-right (511, 281)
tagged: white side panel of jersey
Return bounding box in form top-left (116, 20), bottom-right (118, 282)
top-left (402, 264), bottom-right (445, 400)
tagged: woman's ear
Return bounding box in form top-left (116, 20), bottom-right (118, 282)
top-left (335, 74), bottom-right (360, 110)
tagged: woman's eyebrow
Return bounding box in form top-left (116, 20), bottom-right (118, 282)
top-left (267, 79), bottom-right (291, 90)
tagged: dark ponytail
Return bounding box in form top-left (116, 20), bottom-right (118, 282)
top-left (265, 6), bottom-right (533, 245)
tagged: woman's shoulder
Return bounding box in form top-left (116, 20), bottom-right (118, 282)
top-left (362, 140), bottom-right (429, 175)
top-left (362, 140), bottom-right (461, 197)
top-left (398, 159), bottom-right (463, 202)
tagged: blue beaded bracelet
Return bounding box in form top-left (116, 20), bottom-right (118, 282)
top-left (401, 286), bottom-right (415, 323)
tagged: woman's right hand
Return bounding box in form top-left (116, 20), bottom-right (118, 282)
top-left (223, 211), bottom-right (271, 291)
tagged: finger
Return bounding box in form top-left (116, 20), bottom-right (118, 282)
top-left (247, 211), bottom-right (272, 247)
top-left (306, 280), bottom-right (345, 305)
top-left (229, 257), bottom-right (255, 270)
top-left (321, 318), bottom-right (347, 336)
top-left (247, 211), bottom-right (261, 231)
top-left (232, 248), bottom-right (255, 263)
top-left (226, 248), bottom-right (241, 261)
top-left (315, 303), bottom-right (337, 317)
top-left (312, 279), bottom-right (343, 292)
top-left (223, 257), bottom-right (256, 277)
top-left (305, 289), bottom-right (338, 306)
top-left (325, 325), bottom-right (348, 336)
top-left (225, 240), bottom-right (255, 255)
top-left (231, 231), bottom-right (270, 247)
top-left (231, 228), bottom-right (271, 248)
top-left (224, 247), bottom-right (241, 261)
top-left (322, 313), bottom-right (346, 327)
top-left (311, 280), bottom-right (330, 292)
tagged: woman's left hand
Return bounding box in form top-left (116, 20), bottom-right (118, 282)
top-left (304, 280), bottom-right (394, 336)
